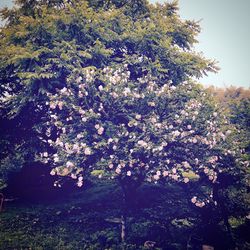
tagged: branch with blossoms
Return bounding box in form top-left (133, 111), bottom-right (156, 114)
top-left (37, 64), bottom-right (247, 208)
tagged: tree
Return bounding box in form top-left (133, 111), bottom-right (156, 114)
top-left (0, 0), bottom-right (215, 193)
top-left (43, 62), bottom-right (247, 243)
top-left (0, 0), bottom-right (247, 245)
top-left (205, 86), bottom-right (250, 247)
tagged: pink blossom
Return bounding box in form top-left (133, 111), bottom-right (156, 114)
top-left (108, 138), bottom-right (113, 144)
top-left (71, 173), bottom-right (77, 179)
top-left (163, 171), bottom-right (169, 177)
top-left (182, 161), bottom-right (190, 168)
top-left (208, 175), bottom-right (213, 181)
top-left (115, 168), bottom-right (121, 174)
top-left (58, 101), bottom-right (63, 110)
top-left (84, 147), bottom-right (91, 155)
top-left (153, 175), bottom-right (160, 180)
top-left (77, 134), bottom-right (83, 139)
top-left (191, 196), bottom-right (197, 203)
top-left (50, 169), bottom-right (56, 176)
top-left (50, 102), bottom-right (56, 109)
top-left (77, 181), bottom-right (83, 187)
top-left (195, 201), bottom-right (205, 208)
top-left (138, 140), bottom-right (148, 147)
top-left (192, 138), bottom-right (197, 143)
top-left (66, 161), bottom-right (74, 168)
top-left (172, 130), bottom-right (180, 137)
top-left (172, 174), bottom-right (178, 181)
top-left (204, 167), bottom-right (209, 174)
top-left (148, 102), bottom-right (156, 107)
top-left (54, 157), bottom-right (59, 163)
top-left (127, 171), bottom-right (132, 176)
top-left (97, 127), bottom-right (104, 135)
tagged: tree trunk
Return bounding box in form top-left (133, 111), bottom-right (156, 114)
top-left (120, 183), bottom-right (129, 244)
top-left (119, 179), bottom-right (138, 243)
top-left (118, 176), bottom-right (143, 244)
top-left (213, 185), bottom-right (235, 249)
top-left (0, 193), bottom-right (4, 212)
top-left (222, 206), bottom-right (235, 249)
top-left (121, 214), bottom-right (126, 243)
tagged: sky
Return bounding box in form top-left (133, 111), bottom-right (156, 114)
top-left (0, 0), bottom-right (249, 88)
top-left (152, 0), bottom-right (250, 88)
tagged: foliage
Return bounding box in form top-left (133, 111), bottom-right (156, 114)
top-left (207, 86), bottom-right (250, 130)
top-left (0, 0), bottom-right (217, 189)
top-left (206, 86), bottom-right (250, 229)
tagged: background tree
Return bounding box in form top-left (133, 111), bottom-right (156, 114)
top-left (203, 86), bottom-right (250, 247)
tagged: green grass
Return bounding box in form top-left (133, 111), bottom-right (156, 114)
top-left (0, 180), bottom-right (249, 250)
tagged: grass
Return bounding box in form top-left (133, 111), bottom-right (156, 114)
top-left (0, 179), bottom-right (249, 250)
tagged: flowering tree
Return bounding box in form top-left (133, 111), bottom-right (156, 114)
top-left (0, 0), bottom-right (216, 192)
top-left (42, 65), bottom-right (245, 241)
top-left (0, 0), bottom-right (248, 244)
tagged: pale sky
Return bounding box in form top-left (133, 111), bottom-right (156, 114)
top-left (151, 0), bottom-right (250, 88)
top-left (1, 0), bottom-right (249, 88)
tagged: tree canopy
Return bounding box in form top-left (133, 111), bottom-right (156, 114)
top-left (0, 0), bottom-right (219, 187)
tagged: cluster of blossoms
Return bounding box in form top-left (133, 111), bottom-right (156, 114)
top-left (39, 63), bottom-right (245, 205)
top-left (191, 196), bottom-right (206, 208)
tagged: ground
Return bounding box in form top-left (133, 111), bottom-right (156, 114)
top-left (0, 179), bottom-right (249, 250)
